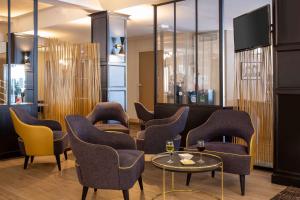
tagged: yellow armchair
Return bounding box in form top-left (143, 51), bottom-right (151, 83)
top-left (10, 107), bottom-right (68, 170)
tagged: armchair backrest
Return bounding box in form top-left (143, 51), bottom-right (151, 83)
top-left (9, 108), bottom-right (54, 156)
top-left (143, 106), bottom-right (189, 153)
top-left (87, 102), bottom-right (128, 127)
top-left (134, 102), bottom-right (154, 122)
top-left (65, 115), bottom-right (120, 188)
top-left (11, 107), bottom-right (39, 125)
top-left (188, 110), bottom-right (254, 146)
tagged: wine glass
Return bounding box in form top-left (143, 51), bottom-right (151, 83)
top-left (166, 140), bottom-right (175, 163)
top-left (197, 140), bottom-right (205, 164)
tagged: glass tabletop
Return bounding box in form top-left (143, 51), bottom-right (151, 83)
top-left (152, 151), bottom-right (222, 172)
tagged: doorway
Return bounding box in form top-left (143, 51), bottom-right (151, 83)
top-left (139, 50), bottom-right (163, 110)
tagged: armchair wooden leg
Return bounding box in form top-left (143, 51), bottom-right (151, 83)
top-left (30, 156), bottom-right (34, 163)
top-left (94, 188), bottom-right (97, 192)
top-left (138, 176), bottom-right (144, 191)
top-left (240, 175), bottom-right (245, 196)
top-left (64, 150), bottom-right (68, 160)
top-left (211, 170), bottom-right (215, 178)
top-left (55, 154), bottom-right (61, 171)
top-left (122, 190), bottom-right (129, 200)
top-left (82, 186), bottom-right (89, 200)
top-left (24, 156), bottom-right (29, 169)
top-left (186, 173), bottom-right (192, 186)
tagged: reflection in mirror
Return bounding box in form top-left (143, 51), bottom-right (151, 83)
top-left (10, 64), bottom-right (33, 104)
top-left (0, 0), bottom-right (8, 105)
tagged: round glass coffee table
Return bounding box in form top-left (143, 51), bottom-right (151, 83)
top-left (152, 151), bottom-right (223, 200)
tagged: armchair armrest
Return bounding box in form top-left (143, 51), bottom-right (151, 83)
top-left (249, 133), bottom-right (256, 171)
top-left (186, 122), bottom-right (215, 148)
top-left (134, 102), bottom-right (154, 122)
top-left (34, 119), bottom-right (62, 131)
top-left (143, 121), bottom-right (182, 153)
top-left (104, 131), bottom-right (136, 150)
top-left (145, 117), bottom-right (173, 128)
top-left (85, 127), bottom-right (136, 150)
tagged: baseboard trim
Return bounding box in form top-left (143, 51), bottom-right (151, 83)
top-left (0, 151), bottom-right (22, 160)
top-left (272, 172), bottom-right (300, 186)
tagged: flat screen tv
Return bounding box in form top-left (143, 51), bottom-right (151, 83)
top-left (233, 5), bottom-right (271, 52)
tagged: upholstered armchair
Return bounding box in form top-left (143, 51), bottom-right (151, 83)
top-left (136, 106), bottom-right (189, 154)
top-left (65, 115), bottom-right (144, 200)
top-left (186, 109), bottom-right (255, 195)
top-left (87, 102), bottom-right (130, 134)
top-left (134, 102), bottom-right (154, 130)
top-left (10, 107), bottom-right (68, 171)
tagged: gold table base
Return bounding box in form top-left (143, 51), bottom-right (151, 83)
top-left (152, 165), bottom-right (224, 200)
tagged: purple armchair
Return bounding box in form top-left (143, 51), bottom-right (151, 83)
top-left (87, 102), bottom-right (130, 134)
top-left (136, 106), bottom-right (189, 154)
top-left (186, 109), bottom-right (255, 195)
top-left (65, 115), bottom-right (144, 200)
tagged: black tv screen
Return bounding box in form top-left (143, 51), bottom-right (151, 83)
top-left (234, 5), bottom-right (271, 52)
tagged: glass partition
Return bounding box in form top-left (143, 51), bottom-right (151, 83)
top-left (198, 0), bottom-right (219, 105)
top-left (0, 1), bottom-right (8, 105)
top-left (156, 3), bottom-right (175, 104)
top-left (10, 0), bottom-right (34, 104)
top-left (155, 0), bottom-right (221, 105)
top-left (176, 0), bottom-right (196, 104)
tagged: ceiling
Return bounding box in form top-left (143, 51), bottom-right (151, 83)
top-left (1, 0), bottom-right (272, 42)
top-left (0, 0), bottom-right (52, 18)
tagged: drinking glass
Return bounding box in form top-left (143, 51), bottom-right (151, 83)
top-left (197, 140), bottom-right (205, 164)
top-left (166, 140), bottom-right (175, 163)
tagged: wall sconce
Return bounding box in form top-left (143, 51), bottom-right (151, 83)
top-left (22, 51), bottom-right (31, 64)
top-left (111, 37), bottom-right (125, 55)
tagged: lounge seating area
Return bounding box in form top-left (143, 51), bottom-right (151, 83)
top-left (1, 0), bottom-right (300, 200)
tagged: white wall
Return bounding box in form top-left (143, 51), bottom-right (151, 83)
top-left (127, 35), bottom-right (153, 120)
top-left (224, 30), bottom-right (235, 106)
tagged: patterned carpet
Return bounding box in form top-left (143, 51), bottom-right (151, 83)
top-left (272, 187), bottom-right (300, 200)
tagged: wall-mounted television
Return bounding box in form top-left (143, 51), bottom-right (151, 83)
top-left (234, 5), bottom-right (271, 52)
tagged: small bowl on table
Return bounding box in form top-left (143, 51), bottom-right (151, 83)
top-left (178, 153), bottom-right (194, 160)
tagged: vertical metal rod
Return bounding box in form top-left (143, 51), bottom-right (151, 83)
top-left (154, 5), bottom-right (157, 105)
top-left (163, 169), bottom-right (166, 200)
top-left (7, 0), bottom-right (11, 105)
top-left (219, 0), bottom-right (224, 106)
top-left (33, 0), bottom-right (38, 108)
top-left (195, 0), bottom-right (199, 103)
top-left (173, 2), bottom-right (177, 104)
top-left (221, 164), bottom-right (224, 200)
top-left (171, 172), bottom-right (175, 190)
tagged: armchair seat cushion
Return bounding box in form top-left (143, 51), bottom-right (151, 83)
top-left (118, 150), bottom-right (145, 189)
top-left (18, 131), bottom-right (68, 156)
top-left (95, 123), bottom-right (129, 134)
top-left (189, 142), bottom-right (251, 175)
top-left (206, 142), bottom-right (248, 155)
top-left (117, 150), bottom-right (144, 168)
